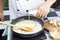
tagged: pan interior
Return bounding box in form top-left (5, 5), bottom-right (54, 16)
top-left (12, 20), bottom-right (43, 34)
top-left (11, 16), bottom-right (44, 34)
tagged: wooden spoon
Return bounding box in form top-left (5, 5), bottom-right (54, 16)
top-left (0, 21), bottom-right (33, 32)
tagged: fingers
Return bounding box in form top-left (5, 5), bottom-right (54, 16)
top-left (41, 11), bottom-right (48, 18)
top-left (36, 9), bottom-right (49, 18)
top-left (36, 9), bottom-right (43, 18)
top-left (0, 18), bottom-right (4, 21)
top-left (39, 10), bottom-right (44, 18)
top-left (0, 17), bottom-right (4, 22)
top-left (1, 18), bottom-right (4, 22)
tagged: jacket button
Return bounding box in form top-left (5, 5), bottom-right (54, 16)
top-left (26, 0), bottom-right (29, 1)
top-left (17, 9), bottom-right (20, 11)
top-left (26, 10), bottom-right (29, 12)
top-left (17, 0), bottom-right (19, 1)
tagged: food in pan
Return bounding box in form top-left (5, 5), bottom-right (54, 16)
top-left (13, 26), bottom-right (33, 32)
top-left (13, 20), bottom-right (42, 34)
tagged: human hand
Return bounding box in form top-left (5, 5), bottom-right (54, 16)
top-left (36, 2), bottom-right (51, 18)
top-left (0, 13), bottom-right (4, 21)
top-left (36, 3), bottom-right (51, 18)
top-left (36, 0), bottom-right (56, 18)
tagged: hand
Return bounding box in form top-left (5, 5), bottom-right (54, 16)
top-left (36, 3), bottom-right (50, 18)
top-left (0, 13), bottom-right (4, 21)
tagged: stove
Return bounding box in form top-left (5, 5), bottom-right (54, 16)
top-left (0, 11), bottom-right (58, 40)
top-left (1, 31), bottom-right (47, 40)
top-left (11, 31), bottom-right (46, 40)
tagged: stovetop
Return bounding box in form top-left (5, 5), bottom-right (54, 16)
top-left (0, 11), bottom-right (58, 40)
top-left (11, 12), bottom-right (57, 40)
top-left (11, 31), bottom-right (46, 40)
top-left (1, 31), bottom-right (47, 40)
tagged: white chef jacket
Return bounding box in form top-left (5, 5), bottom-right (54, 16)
top-left (9, 0), bottom-right (45, 21)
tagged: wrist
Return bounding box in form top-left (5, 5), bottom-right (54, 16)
top-left (45, 0), bottom-right (56, 7)
top-left (47, 0), bottom-right (56, 2)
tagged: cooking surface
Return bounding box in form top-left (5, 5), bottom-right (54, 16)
top-left (12, 31), bottom-right (46, 40)
top-left (0, 10), bottom-right (60, 40)
top-left (1, 31), bottom-right (46, 40)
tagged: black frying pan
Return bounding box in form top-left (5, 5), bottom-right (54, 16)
top-left (11, 15), bottom-right (44, 38)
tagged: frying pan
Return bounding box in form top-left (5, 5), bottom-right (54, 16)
top-left (11, 15), bottom-right (44, 38)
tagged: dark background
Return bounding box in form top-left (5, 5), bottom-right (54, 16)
top-left (52, 0), bottom-right (60, 9)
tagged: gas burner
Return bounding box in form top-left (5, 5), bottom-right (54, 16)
top-left (11, 31), bottom-right (46, 40)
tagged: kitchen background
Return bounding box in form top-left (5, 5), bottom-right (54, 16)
top-left (4, 0), bottom-right (60, 10)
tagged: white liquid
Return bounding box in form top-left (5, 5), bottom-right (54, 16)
top-left (13, 20), bottom-right (42, 34)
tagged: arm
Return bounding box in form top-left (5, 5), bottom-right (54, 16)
top-left (0, 0), bottom-right (4, 21)
top-left (36, 0), bottom-right (56, 18)
top-left (45, 0), bottom-right (56, 7)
